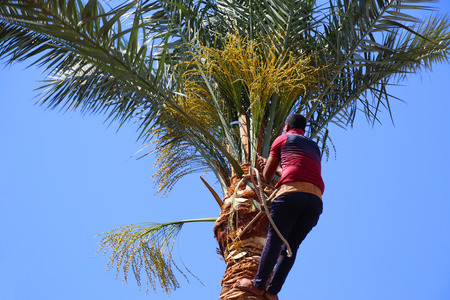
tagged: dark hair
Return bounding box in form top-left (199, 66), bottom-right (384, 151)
top-left (286, 114), bottom-right (306, 130)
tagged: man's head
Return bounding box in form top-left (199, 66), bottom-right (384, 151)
top-left (286, 114), bottom-right (306, 131)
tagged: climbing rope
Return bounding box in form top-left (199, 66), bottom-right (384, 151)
top-left (240, 167), bottom-right (293, 258)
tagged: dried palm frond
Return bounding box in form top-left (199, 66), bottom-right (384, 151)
top-left (96, 218), bottom-right (216, 294)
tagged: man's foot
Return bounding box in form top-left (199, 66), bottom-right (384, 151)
top-left (265, 292), bottom-right (279, 300)
top-left (234, 278), bottom-right (264, 296)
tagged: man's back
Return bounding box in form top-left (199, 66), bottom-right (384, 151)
top-left (271, 129), bottom-right (324, 193)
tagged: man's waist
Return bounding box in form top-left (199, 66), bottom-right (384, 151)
top-left (274, 181), bottom-right (322, 200)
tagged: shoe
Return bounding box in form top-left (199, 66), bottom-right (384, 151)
top-left (234, 278), bottom-right (265, 296)
top-left (265, 292), bottom-right (279, 300)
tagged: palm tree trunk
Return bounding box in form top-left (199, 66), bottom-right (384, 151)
top-left (214, 164), bottom-right (274, 299)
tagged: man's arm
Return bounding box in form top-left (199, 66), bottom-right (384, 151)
top-left (262, 156), bottom-right (281, 182)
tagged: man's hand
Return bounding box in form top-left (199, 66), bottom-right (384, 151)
top-left (263, 155), bottom-right (281, 182)
top-left (258, 156), bottom-right (267, 170)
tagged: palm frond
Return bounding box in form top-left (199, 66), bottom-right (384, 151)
top-left (0, 0), bottom-right (166, 117)
top-left (96, 218), bottom-right (216, 294)
top-left (0, 0), bottom-right (245, 182)
top-left (213, 0), bottom-right (319, 53)
top-left (306, 0), bottom-right (450, 140)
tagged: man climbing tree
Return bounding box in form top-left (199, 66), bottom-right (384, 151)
top-left (1, 1), bottom-right (450, 299)
top-left (236, 114), bottom-right (324, 300)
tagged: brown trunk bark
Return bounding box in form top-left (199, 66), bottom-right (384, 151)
top-left (214, 164), bottom-right (274, 299)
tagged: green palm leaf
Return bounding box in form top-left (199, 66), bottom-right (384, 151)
top-left (306, 1), bottom-right (450, 140)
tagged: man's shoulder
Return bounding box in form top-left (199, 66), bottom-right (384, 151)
top-left (286, 133), bottom-right (321, 152)
top-left (270, 134), bottom-right (288, 156)
top-left (286, 132), bottom-right (314, 143)
top-left (273, 134), bottom-right (288, 145)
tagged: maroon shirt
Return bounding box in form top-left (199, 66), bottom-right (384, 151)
top-left (270, 128), bottom-right (325, 193)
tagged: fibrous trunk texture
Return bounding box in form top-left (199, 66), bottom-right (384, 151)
top-left (214, 164), bottom-right (275, 299)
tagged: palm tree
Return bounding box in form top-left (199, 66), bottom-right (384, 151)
top-left (1, 0), bottom-right (449, 298)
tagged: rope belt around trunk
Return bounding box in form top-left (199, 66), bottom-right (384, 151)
top-left (249, 167), bottom-right (293, 257)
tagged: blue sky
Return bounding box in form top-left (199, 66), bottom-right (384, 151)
top-left (1, 3), bottom-right (450, 300)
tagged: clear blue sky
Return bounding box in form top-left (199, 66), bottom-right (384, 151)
top-left (1, 4), bottom-right (450, 300)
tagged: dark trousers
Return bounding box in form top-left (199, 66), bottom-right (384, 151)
top-left (253, 192), bottom-right (323, 295)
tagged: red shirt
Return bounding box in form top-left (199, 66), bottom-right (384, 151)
top-left (270, 128), bottom-right (325, 193)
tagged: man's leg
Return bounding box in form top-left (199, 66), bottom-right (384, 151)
top-left (253, 193), bottom-right (304, 290)
top-left (266, 193), bottom-right (323, 295)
